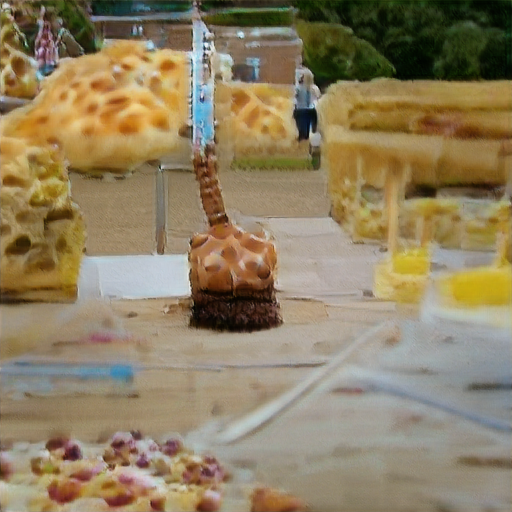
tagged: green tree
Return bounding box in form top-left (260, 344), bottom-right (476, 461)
top-left (292, 0), bottom-right (511, 81)
top-left (480, 27), bottom-right (512, 79)
top-left (433, 21), bottom-right (488, 80)
top-left (296, 20), bottom-right (395, 86)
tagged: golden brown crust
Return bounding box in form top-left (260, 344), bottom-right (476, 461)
top-left (1, 41), bottom-right (190, 172)
top-left (215, 82), bottom-right (303, 160)
top-left (189, 223), bottom-right (277, 294)
top-left (0, 136), bottom-right (85, 303)
top-left (251, 487), bottom-right (307, 512)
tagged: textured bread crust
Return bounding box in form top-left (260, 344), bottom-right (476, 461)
top-left (1, 41), bottom-right (190, 172)
top-left (0, 44), bottom-right (38, 99)
top-left (0, 137), bottom-right (85, 302)
top-left (216, 82), bottom-right (305, 164)
top-left (0, 12), bottom-right (39, 99)
top-left (189, 224), bottom-right (282, 331)
top-left (189, 223), bottom-right (278, 294)
top-left (320, 79), bottom-right (512, 250)
top-left (319, 78), bottom-right (512, 131)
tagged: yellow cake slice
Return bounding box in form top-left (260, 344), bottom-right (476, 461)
top-left (319, 78), bottom-right (512, 131)
top-left (320, 78), bottom-right (511, 250)
top-left (422, 264), bottom-right (512, 329)
top-left (323, 126), bottom-right (509, 249)
top-left (374, 247), bottom-right (431, 304)
top-left (0, 137), bottom-right (86, 302)
top-left (437, 265), bottom-right (512, 308)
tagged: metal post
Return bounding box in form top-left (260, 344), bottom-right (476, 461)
top-left (156, 165), bottom-right (168, 254)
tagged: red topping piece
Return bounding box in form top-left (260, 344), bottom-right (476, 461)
top-left (130, 430), bottom-right (143, 440)
top-left (136, 453), bottom-right (150, 468)
top-left (0, 452), bottom-right (13, 481)
top-left (160, 438), bottom-right (183, 457)
top-left (70, 462), bottom-right (107, 481)
top-left (150, 496), bottom-right (166, 511)
top-left (197, 489), bottom-right (222, 511)
top-left (48, 479), bottom-right (82, 504)
top-left (111, 432), bottom-right (135, 450)
top-left (251, 488), bottom-right (307, 512)
top-left (45, 437), bottom-right (68, 451)
top-left (103, 491), bottom-right (136, 507)
top-left (63, 440), bottom-right (83, 461)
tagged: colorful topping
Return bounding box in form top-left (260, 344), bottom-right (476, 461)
top-left (110, 432), bottom-right (137, 451)
top-left (251, 487), bottom-right (307, 512)
top-left (196, 489), bottom-right (222, 511)
top-left (130, 430), bottom-right (143, 441)
top-left (69, 462), bottom-right (107, 481)
top-left (1, 433), bottom-right (306, 511)
top-left (63, 440), bottom-right (83, 461)
top-left (135, 453), bottom-right (151, 468)
top-left (150, 496), bottom-right (167, 511)
top-left (0, 451), bottom-right (13, 480)
top-left (48, 478), bottom-right (82, 504)
top-left (31, 455), bottom-right (60, 475)
top-left (160, 438), bottom-right (183, 457)
top-left (99, 477), bottom-right (136, 507)
top-left (183, 456), bottom-right (225, 486)
top-left (45, 437), bottom-right (68, 452)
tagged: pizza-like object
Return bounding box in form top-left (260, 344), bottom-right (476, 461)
top-left (0, 431), bottom-right (307, 512)
top-left (1, 41), bottom-right (191, 173)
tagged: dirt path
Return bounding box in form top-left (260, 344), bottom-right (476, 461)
top-left (70, 166), bottom-right (330, 256)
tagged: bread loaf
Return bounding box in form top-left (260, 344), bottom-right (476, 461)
top-left (216, 82), bottom-right (306, 165)
top-left (0, 7), bottom-right (38, 99)
top-left (1, 41), bottom-right (190, 173)
top-left (0, 137), bottom-right (85, 302)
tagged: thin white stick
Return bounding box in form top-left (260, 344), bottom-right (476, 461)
top-left (215, 320), bottom-right (398, 445)
top-left (386, 167), bottom-right (400, 255)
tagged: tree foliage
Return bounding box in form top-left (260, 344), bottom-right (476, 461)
top-left (293, 0), bottom-right (512, 82)
top-left (296, 20), bottom-right (395, 87)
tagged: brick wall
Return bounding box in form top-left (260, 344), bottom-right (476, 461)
top-left (211, 26), bottom-right (303, 85)
top-left (96, 22), bottom-right (303, 84)
top-left (96, 21), bottom-right (192, 51)
top-left (144, 23), bottom-right (192, 51)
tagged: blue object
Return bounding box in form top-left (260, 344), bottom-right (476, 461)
top-left (0, 361), bottom-right (136, 398)
top-left (3, 361), bottom-right (134, 382)
top-left (191, 18), bottom-right (215, 150)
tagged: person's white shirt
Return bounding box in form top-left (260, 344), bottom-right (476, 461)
top-left (310, 84), bottom-right (321, 108)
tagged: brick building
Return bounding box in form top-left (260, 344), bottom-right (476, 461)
top-left (91, 12), bottom-right (193, 51)
top-left (92, 15), bottom-right (302, 85)
top-left (211, 26), bottom-right (302, 85)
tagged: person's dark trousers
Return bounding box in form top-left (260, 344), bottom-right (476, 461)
top-left (293, 108), bottom-right (312, 141)
top-left (309, 107), bottom-right (318, 133)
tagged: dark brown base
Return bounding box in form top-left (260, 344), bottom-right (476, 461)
top-left (190, 289), bottom-right (283, 332)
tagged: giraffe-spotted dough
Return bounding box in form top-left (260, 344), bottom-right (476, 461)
top-left (1, 41), bottom-right (190, 172)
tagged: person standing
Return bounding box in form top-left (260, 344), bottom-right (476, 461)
top-left (310, 81), bottom-right (321, 134)
top-left (293, 70), bottom-right (312, 141)
top-left (293, 68), bottom-right (319, 142)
